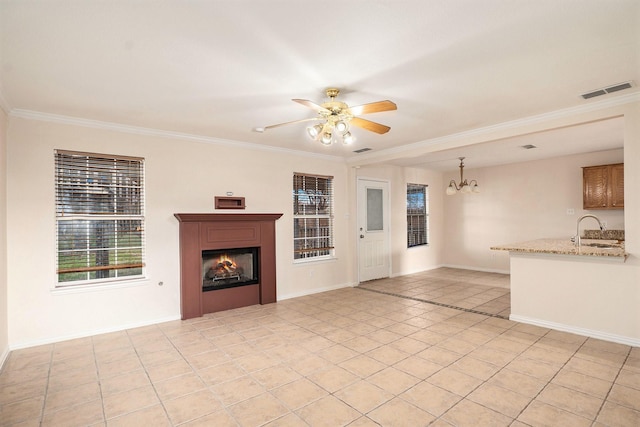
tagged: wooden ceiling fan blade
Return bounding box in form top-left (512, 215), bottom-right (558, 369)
top-left (256, 117), bottom-right (322, 132)
top-left (349, 100), bottom-right (397, 115)
top-left (292, 99), bottom-right (330, 113)
top-left (350, 117), bottom-right (391, 134)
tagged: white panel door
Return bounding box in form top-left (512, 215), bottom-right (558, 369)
top-left (357, 179), bottom-right (390, 282)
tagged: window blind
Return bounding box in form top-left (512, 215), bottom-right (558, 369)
top-left (407, 183), bottom-right (428, 247)
top-left (293, 173), bottom-right (334, 260)
top-left (55, 150), bottom-right (145, 284)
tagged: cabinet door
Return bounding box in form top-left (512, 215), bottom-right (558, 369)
top-left (583, 166), bottom-right (608, 209)
top-left (609, 163), bottom-right (624, 208)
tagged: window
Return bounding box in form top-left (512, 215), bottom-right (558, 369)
top-left (407, 183), bottom-right (428, 247)
top-left (55, 150), bottom-right (145, 286)
top-left (293, 173), bottom-right (334, 260)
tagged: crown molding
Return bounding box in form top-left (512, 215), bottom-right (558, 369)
top-left (348, 90), bottom-right (640, 165)
top-left (9, 89), bottom-right (639, 167)
top-left (9, 109), bottom-right (346, 163)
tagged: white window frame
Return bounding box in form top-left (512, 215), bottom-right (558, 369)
top-left (407, 183), bottom-right (429, 248)
top-left (293, 172), bottom-right (334, 262)
top-left (55, 150), bottom-right (146, 287)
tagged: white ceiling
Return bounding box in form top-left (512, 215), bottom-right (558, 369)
top-left (1, 0), bottom-right (638, 171)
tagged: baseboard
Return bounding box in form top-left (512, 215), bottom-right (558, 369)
top-left (390, 264), bottom-right (444, 278)
top-left (0, 346), bottom-right (9, 372)
top-left (510, 314), bottom-right (640, 347)
top-left (392, 263), bottom-right (511, 276)
top-left (440, 263), bottom-right (511, 275)
top-left (278, 282), bottom-right (356, 301)
top-left (9, 314), bottom-right (182, 351)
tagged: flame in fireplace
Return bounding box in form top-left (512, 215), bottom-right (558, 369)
top-left (205, 254), bottom-right (243, 281)
top-left (216, 255), bottom-right (237, 273)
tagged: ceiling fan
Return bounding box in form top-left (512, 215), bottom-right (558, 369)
top-left (255, 88), bottom-right (397, 145)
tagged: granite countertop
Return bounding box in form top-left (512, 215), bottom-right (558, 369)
top-left (491, 238), bottom-right (627, 259)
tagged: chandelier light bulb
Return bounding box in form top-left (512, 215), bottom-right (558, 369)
top-left (342, 132), bottom-right (354, 145)
top-left (321, 132), bottom-right (332, 145)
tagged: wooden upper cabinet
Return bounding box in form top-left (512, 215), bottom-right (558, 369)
top-left (583, 163), bottom-right (624, 210)
top-left (609, 163), bottom-right (624, 208)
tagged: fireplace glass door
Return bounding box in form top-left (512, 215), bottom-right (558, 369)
top-left (202, 247), bottom-right (259, 291)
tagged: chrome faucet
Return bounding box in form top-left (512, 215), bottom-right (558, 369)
top-left (574, 214), bottom-right (605, 246)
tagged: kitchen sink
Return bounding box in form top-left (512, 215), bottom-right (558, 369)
top-left (583, 243), bottom-right (618, 249)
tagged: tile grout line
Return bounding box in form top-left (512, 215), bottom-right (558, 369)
top-left (324, 285), bottom-right (518, 424)
top-left (590, 346), bottom-right (632, 426)
top-left (356, 285), bottom-right (510, 320)
top-left (427, 318), bottom-right (551, 425)
top-left (509, 334), bottom-right (593, 425)
top-left (39, 345), bottom-right (54, 425)
top-left (92, 336), bottom-right (107, 427)
top-left (125, 327), bottom-right (177, 426)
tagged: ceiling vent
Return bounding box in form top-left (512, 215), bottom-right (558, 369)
top-left (521, 144), bottom-right (537, 150)
top-left (581, 81), bottom-right (634, 99)
top-left (353, 148), bottom-right (372, 153)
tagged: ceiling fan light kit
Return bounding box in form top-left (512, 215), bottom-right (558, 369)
top-left (307, 124), bottom-right (323, 138)
top-left (259, 88), bottom-right (397, 146)
top-left (335, 120), bottom-right (348, 133)
top-left (321, 131), bottom-right (333, 145)
top-left (446, 157), bottom-right (480, 195)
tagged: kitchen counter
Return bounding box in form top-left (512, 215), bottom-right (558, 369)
top-left (491, 238), bottom-right (627, 260)
top-left (492, 237), bottom-right (637, 346)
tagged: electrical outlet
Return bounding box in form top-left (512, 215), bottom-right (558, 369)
top-left (566, 208), bottom-right (575, 215)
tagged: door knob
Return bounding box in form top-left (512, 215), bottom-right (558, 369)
top-left (360, 234), bottom-right (364, 238)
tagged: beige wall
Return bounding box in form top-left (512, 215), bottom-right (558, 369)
top-left (442, 149), bottom-right (625, 272)
top-left (6, 117), bottom-right (353, 347)
top-left (0, 108), bottom-right (8, 364)
top-left (5, 100), bottom-right (640, 348)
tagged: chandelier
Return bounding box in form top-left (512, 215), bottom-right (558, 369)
top-left (446, 157), bottom-right (480, 195)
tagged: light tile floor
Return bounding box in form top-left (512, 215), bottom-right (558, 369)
top-left (1, 268), bottom-right (639, 426)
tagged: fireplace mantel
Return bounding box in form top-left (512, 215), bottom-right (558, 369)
top-left (174, 213), bottom-right (283, 223)
top-left (174, 213), bottom-right (283, 319)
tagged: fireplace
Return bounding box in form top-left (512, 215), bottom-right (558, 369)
top-left (175, 213), bottom-right (282, 319)
top-left (202, 247), bottom-right (259, 291)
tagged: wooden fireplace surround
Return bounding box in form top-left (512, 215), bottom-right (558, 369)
top-left (174, 213), bottom-right (283, 320)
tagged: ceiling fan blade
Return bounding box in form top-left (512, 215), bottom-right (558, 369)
top-left (349, 100), bottom-right (397, 116)
top-left (350, 117), bottom-right (391, 134)
top-left (292, 99), bottom-right (330, 113)
top-left (254, 117), bottom-right (322, 132)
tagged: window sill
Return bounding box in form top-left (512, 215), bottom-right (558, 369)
top-left (293, 256), bottom-right (337, 265)
top-left (408, 244), bottom-right (429, 249)
top-left (51, 277), bottom-right (148, 295)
